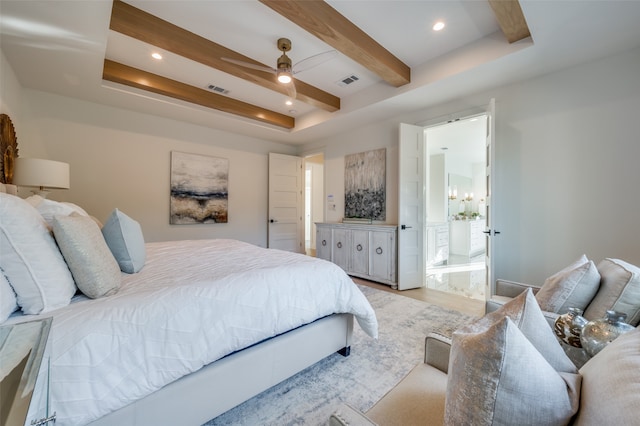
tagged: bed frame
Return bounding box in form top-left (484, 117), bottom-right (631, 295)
top-left (87, 313), bottom-right (354, 425)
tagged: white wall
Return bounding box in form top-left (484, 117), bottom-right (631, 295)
top-left (303, 46), bottom-right (640, 286)
top-left (18, 89), bottom-right (297, 246)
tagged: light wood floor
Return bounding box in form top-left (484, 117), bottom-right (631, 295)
top-left (352, 277), bottom-right (486, 317)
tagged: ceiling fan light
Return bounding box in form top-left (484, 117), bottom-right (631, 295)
top-left (277, 70), bottom-right (292, 84)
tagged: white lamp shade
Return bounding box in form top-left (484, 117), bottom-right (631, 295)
top-left (13, 158), bottom-right (70, 190)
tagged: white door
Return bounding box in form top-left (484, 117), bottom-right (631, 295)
top-left (398, 123), bottom-right (425, 290)
top-left (484, 98), bottom-right (497, 299)
top-left (268, 153), bottom-right (303, 252)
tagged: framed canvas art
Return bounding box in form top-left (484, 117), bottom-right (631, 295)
top-left (170, 151), bottom-right (229, 224)
top-left (344, 148), bottom-right (386, 221)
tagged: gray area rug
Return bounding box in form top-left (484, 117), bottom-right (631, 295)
top-left (203, 285), bottom-right (477, 425)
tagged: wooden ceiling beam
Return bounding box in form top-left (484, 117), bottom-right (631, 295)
top-left (103, 60), bottom-right (295, 129)
top-left (109, 0), bottom-right (339, 113)
top-left (259, 0), bottom-right (410, 88)
top-left (488, 0), bottom-right (531, 43)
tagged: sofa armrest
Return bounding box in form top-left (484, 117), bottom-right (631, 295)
top-left (495, 279), bottom-right (541, 298)
top-left (329, 403), bottom-right (378, 426)
top-left (424, 332), bottom-right (452, 374)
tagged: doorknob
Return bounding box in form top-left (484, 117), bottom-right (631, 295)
top-left (270, 219), bottom-right (278, 223)
top-left (401, 224), bottom-right (413, 230)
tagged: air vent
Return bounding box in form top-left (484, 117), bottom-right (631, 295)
top-left (206, 84), bottom-right (229, 95)
top-left (336, 74), bottom-right (360, 87)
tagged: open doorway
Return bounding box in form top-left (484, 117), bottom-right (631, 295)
top-left (304, 153), bottom-right (324, 256)
top-left (424, 115), bottom-right (487, 300)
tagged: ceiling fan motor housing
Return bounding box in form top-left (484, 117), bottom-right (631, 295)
top-left (277, 38), bottom-right (292, 71)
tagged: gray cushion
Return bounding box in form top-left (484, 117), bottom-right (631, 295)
top-left (102, 208), bottom-right (146, 273)
top-left (445, 288), bottom-right (581, 426)
top-left (53, 214), bottom-right (121, 299)
top-left (574, 328), bottom-right (640, 425)
top-left (583, 258), bottom-right (640, 326)
top-left (473, 288), bottom-right (577, 372)
top-left (535, 255), bottom-right (601, 314)
top-left (446, 317), bottom-right (581, 426)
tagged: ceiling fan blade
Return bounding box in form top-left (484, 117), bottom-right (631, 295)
top-left (286, 81), bottom-right (297, 101)
top-left (292, 50), bottom-right (338, 74)
top-left (221, 57), bottom-right (275, 74)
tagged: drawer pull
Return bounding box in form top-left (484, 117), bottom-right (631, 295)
top-left (321, 240), bottom-right (327, 246)
top-left (337, 242), bottom-right (342, 248)
top-left (356, 244), bottom-right (363, 251)
top-left (376, 247), bottom-right (383, 255)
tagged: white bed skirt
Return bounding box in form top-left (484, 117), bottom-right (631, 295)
top-left (88, 313), bottom-right (354, 426)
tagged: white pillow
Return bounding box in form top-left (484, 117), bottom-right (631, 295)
top-left (0, 270), bottom-right (18, 323)
top-left (535, 255), bottom-right (601, 314)
top-left (26, 195), bottom-right (89, 228)
top-left (52, 214), bottom-right (121, 299)
top-left (445, 288), bottom-right (581, 425)
top-left (0, 193), bottom-right (76, 314)
top-left (102, 209), bottom-right (146, 273)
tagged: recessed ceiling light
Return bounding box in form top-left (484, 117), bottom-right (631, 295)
top-left (433, 21), bottom-right (445, 31)
top-left (285, 100), bottom-right (293, 106)
top-left (151, 52), bottom-right (162, 60)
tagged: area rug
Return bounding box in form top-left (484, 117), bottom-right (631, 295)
top-left (203, 285), bottom-right (477, 425)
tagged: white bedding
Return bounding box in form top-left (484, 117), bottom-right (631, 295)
top-left (18, 239), bottom-right (378, 425)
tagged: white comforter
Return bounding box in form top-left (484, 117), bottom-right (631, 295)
top-left (22, 239), bottom-right (378, 425)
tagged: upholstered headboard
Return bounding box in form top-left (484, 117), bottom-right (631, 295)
top-left (0, 183), bottom-right (18, 195)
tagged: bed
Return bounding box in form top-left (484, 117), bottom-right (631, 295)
top-left (0, 191), bottom-right (378, 426)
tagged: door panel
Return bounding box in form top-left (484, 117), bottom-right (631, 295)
top-left (485, 98), bottom-right (497, 300)
top-left (268, 153), bottom-right (303, 252)
top-left (398, 123), bottom-right (425, 290)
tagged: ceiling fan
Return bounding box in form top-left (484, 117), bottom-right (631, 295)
top-left (222, 38), bottom-right (337, 100)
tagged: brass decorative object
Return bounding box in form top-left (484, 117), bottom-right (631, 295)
top-left (0, 114), bottom-right (18, 184)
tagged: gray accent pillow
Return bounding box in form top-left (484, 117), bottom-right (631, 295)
top-left (445, 288), bottom-right (581, 425)
top-left (102, 208), bottom-right (146, 273)
top-left (574, 328), bottom-right (640, 425)
top-left (53, 214), bottom-right (121, 299)
top-left (446, 317), bottom-right (582, 426)
top-left (583, 258), bottom-right (640, 325)
top-left (535, 255), bottom-right (601, 314)
top-left (471, 288), bottom-right (577, 373)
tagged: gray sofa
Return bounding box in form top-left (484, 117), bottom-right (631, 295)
top-left (330, 256), bottom-right (640, 425)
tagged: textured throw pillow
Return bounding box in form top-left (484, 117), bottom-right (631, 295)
top-left (573, 328), bottom-right (640, 426)
top-left (445, 288), bottom-right (581, 426)
top-left (535, 255), bottom-right (601, 314)
top-left (0, 193), bottom-right (76, 314)
top-left (446, 317), bottom-right (582, 426)
top-left (583, 258), bottom-right (640, 325)
top-left (52, 214), bottom-right (121, 299)
top-left (101, 208), bottom-right (146, 273)
top-left (0, 270), bottom-right (18, 323)
top-left (472, 288), bottom-right (578, 372)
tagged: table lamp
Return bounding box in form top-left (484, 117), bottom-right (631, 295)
top-left (13, 158), bottom-right (70, 198)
